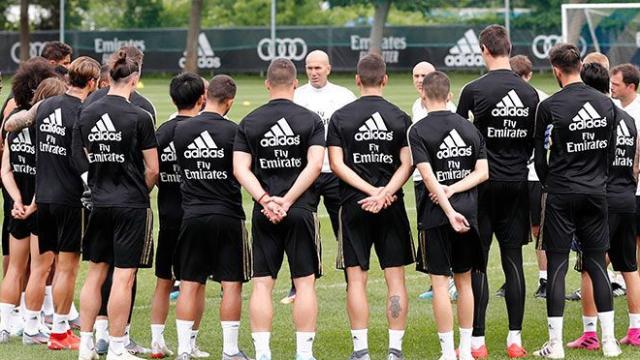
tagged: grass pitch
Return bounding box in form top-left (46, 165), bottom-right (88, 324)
top-left (1, 72), bottom-right (639, 359)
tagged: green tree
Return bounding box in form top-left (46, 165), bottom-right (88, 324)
top-left (121, 0), bottom-right (165, 29)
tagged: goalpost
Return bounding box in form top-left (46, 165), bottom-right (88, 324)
top-left (562, 3), bottom-right (640, 65)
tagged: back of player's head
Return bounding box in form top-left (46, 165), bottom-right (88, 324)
top-left (68, 57), bottom-right (101, 89)
top-left (109, 49), bottom-right (140, 83)
top-left (110, 46), bottom-right (144, 66)
top-left (357, 53), bottom-right (386, 88)
top-left (549, 43), bottom-right (581, 74)
top-left (169, 72), bottom-right (205, 110)
top-left (267, 58), bottom-right (297, 88)
top-left (479, 25), bottom-right (511, 57)
top-left (583, 52), bottom-right (609, 70)
top-left (32, 77), bottom-right (67, 104)
top-left (612, 63), bottom-right (640, 91)
top-left (41, 41), bottom-right (72, 62)
top-left (581, 62), bottom-right (610, 94)
top-left (12, 57), bottom-right (57, 108)
top-left (422, 71), bottom-right (450, 102)
top-left (208, 75), bottom-right (237, 103)
top-left (510, 55), bottom-right (532, 78)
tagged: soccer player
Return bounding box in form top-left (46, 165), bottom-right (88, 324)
top-left (149, 72), bottom-right (205, 358)
top-left (510, 55), bottom-right (549, 299)
top-left (456, 25), bottom-right (539, 358)
top-left (533, 44), bottom-right (620, 358)
top-left (233, 58), bottom-right (324, 360)
top-left (174, 75), bottom-right (251, 360)
top-left (75, 50), bottom-right (158, 360)
top-left (288, 49), bottom-right (356, 304)
top-left (328, 54), bottom-right (414, 360)
top-left (410, 71), bottom-right (488, 360)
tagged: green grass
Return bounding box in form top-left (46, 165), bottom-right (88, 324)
top-left (2, 72), bottom-right (640, 359)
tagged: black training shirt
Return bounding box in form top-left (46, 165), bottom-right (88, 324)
top-left (74, 95), bottom-right (157, 208)
top-left (607, 107), bottom-right (638, 213)
top-left (409, 110), bottom-right (486, 229)
top-left (534, 82), bottom-right (616, 195)
top-left (7, 126), bottom-right (36, 204)
top-left (175, 112), bottom-right (244, 220)
top-left (327, 95), bottom-right (411, 204)
top-left (457, 69), bottom-right (539, 181)
top-left (85, 87), bottom-right (156, 124)
top-left (156, 115), bottom-right (188, 224)
top-left (234, 99), bottom-right (325, 211)
top-left (35, 94), bottom-right (88, 207)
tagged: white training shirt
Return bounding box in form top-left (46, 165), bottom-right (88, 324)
top-left (411, 97), bottom-right (457, 181)
top-left (527, 88), bottom-right (550, 182)
top-left (294, 82), bottom-right (357, 173)
top-left (614, 95), bottom-right (640, 195)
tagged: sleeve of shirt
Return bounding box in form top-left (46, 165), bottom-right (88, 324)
top-left (456, 83), bottom-right (474, 120)
top-left (534, 101), bottom-right (551, 184)
top-left (399, 112), bottom-right (411, 147)
top-left (233, 121), bottom-right (251, 153)
top-left (476, 128), bottom-right (487, 160)
top-left (71, 117), bottom-right (89, 174)
top-left (326, 112), bottom-right (342, 147)
top-left (308, 114), bottom-right (326, 147)
top-left (137, 112), bottom-right (158, 150)
top-left (408, 126), bottom-right (430, 165)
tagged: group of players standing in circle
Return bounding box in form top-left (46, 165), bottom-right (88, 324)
top-left (0, 23), bottom-right (640, 360)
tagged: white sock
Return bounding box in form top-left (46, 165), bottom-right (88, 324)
top-left (548, 317), bottom-right (563, 342)
top-left (599, 311), bottom-right (615, 340)
top-left (151, 324), bottom-right (166, 346)
top-left (507, 330), bottom-right (522, 347)
top-left (42, 286), bottom-right (54, 315)
top-left (190, 329), bottom-right (199, 349)
top-left (351, 328), bottom-right (368, 351)
top-left (19, 292), bottom-right (26, 317)
top-left (252, 331), bottom-right (271, 359)
top-left (539, 271), bottom-right (547, 281)
top-left (608, 270), bottom-right (616, 283)
top-left (0, 303), bottom-right (15, 331)
top-left (438, 331), bottom-right (455, 358)
top-left (583, 315), bottom-right (597, 333)
top-left (69, 302), bottom-right (79, 320)
top-left (11, 307), bottom-right (22, 331)
top-left (630, 313), bottom-right (640, 329)
top-left (109, 335), bottom-right (127, 355)
top-left (81, 331), bottom-right (95, 352)
top-left (124, 324), bottom-right (131, 346)
top-left (221, 321), bottom-right (240, 355)
top-left (52, 313), bottom-right (69, 334)
top-left (459, 328), bottom-right (473, 357)
top-left (388, 329), bottom-right (404, 351)
top-left (95, 319), bottom-right (109, 342)
top-left (471, 336), bottom-right (485, 348)
top-left (176, 319), bottom-right (194, 355)
top-left (296, 331), bottom-right (315, 357)
top-left (23, 309), bottom-right (40, 335)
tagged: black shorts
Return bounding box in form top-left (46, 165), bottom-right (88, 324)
top-left (9, 214), bottom-right (38, 239)
top-left (2, 213), bottom-right (9, 255)
top-left (416, 225), bottom-right (482, 275)
top-left (176, 214), bottom-right (250, 284)
top-left (541, 193), bottom-right (609, 253)
top-left (608, 212), bottom-right (637, 272)
top-left (37, 204), bottom-right (86, 254)
top-left (155, 224), bottom-right (181, 280)
top-left (478, 181), bottom-right (530, 256)
top-left (414, 181), bottom-right (428, 231)
top-left (252, 207), bottom-right (322, 279)
top-left (529, 181), bottom-right (543, 227)
top-left (82, 207), bottom-right (154, 268)
top-left (313, 173), bottom-right (340, 238)
top-left (635, 196), bottom-right (640, 236)
top-left (337, 200), bottom-right (415, 271)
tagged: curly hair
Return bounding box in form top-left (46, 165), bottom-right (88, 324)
top-left (11, 57), bottom-right (57, 109)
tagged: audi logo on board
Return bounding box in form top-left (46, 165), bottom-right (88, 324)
top-left (257, 37), bottom-right (308, 61)
top-left (10, 41), bottom-right (47, 64)
top-left (531, 35), bottom-right (587, 59)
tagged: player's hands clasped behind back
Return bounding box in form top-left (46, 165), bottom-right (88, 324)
top-left (260, 195), bottom-right (289, 224)
top-left (11, 200), bottom-right (37, 220)
top-left (358, 187), bottom-right (396, 214)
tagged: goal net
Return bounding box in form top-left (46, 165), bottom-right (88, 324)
top-left (562, 3), bottom-right (640, 66)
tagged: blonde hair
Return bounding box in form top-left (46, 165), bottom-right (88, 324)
top-left (32, 77), bottom-right (67, 105)
top-left (68, 57), bottom-right (101, 88)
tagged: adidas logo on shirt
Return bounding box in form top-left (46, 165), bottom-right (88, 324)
top-left (260, 118), bottom-right (301, 147)
top-left (89, 114), bottom-right (122, 141)
top-left (616, 121), bottom-right (634, 146)
top-left (354, 112), bottom-right (393, 141)
top-left (184, 131), bottom-right (224, 159)
top-left (161, 141), bottom-right (177, 162)
top-left (10, 128), bottom-right (35, 154)
top-left (179, 32), bottom-right (221, 69)
top-left (569, 102), bottom-right (607, 131)
top-left (444, 29), bottom-right (483, 67)
top-left (436, 129), bottom-right (473, 159)
top-left (40, 108), bottom-right (66, 135)
top-left (491, 90), bottom-right (530, 117)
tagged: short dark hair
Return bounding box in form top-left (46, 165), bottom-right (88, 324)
top-left (207, 75), bottom-right (236, 103)
top-left (68, 57), bottom-right (101, 88)
top-left (108, 49), bottom-right (140, 83)
top-left (41, 41), bottom-right (72, 62)
top-left (549, 43), bottom-right (581, 74)
top-left (479, 24), bottom-right (511, 57)
top-left (11, 57), bottom-right (56, 108)
top-left (612, 63), bottom-right (640, 91)
top-left (357, 53), bottom-right (386, 87)
top-left (422, 71), bottom-right (450, 102)
top-left (267, 58), bottom-right (297, 87)
top-left (581, 62), bottom-right (610, 94)
top-left (170, 73), bottom-right (205, 110)
top-left (510, 55), bottom-right (533, 78)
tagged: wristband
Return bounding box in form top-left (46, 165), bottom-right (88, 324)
top-left (258, 192), bottom-right (269, 203)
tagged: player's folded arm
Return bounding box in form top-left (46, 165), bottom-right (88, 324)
top-left (1, 138), bottom-right (23, 206)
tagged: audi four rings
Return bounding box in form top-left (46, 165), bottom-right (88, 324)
top-left (532, 35), bottom-right (587, 60)
top-left (257, 37), bottom-right (308, 61)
